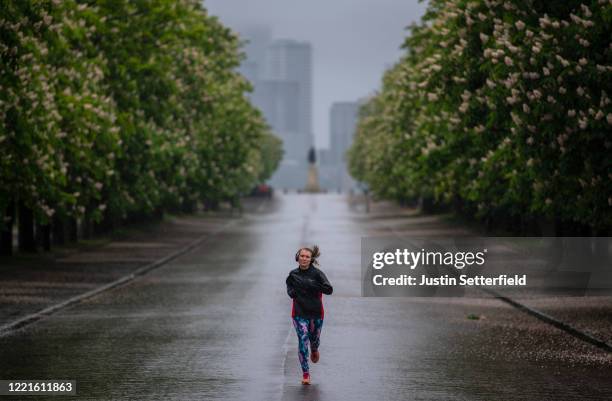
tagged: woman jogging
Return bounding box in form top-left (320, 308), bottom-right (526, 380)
top-left (286, 245), bottom-right (333, 385)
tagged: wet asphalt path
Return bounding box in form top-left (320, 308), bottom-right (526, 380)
top-left (0, 194), bottom-right (610, 400)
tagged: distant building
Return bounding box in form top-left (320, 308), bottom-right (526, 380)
top-left (317, 148), bottom-right (336, 190)
top-left (259, 40), bottom-right (315, 189)
top-left (320, 101), bottom-right (361, 192)
top-left (261, 40), bottom-right (313, 137)
top-left (330, 102), bottom-right (359, 166)
top-left (253, 80), bottom-right (300, 133)
top-left (236, 25), bottom-right (272, 87)
top-left (234, 28), bottom-right (314, 190)
top-left (317, 148), bottom-right (334, 166)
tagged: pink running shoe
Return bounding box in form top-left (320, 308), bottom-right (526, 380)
top-left (311, 350), bottom-right (319, 363)
top-left (301, 372), bottom-right (311, 385)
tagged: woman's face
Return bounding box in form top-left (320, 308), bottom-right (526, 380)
top-left (298, 249), bottom-right (312, 269)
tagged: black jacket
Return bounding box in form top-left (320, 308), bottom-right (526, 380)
top-left (286, 265), bottom-right (333, 319)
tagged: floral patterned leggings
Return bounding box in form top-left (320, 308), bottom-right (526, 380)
top-left (292, 317), bottom-right (324, 373)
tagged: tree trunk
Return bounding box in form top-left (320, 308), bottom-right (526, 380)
top-left (81, 213), bottom-right (93, 240)
top-left (18, 200), bottom-right (36, 252)
top-left (181, 200), bottom-right (195, 214)
top-left (0, 200), bottom-right (15, 256)
top-left (537, 217), bottom-right (555, 236)
top-left (36, 222), bottom-right (51, 251)
top-left (94, 209), bottom-right (119, 235)
top-left (593, 230), bottom-right (609, 270)
top-left (67, 217), bottom-right (78, 243)
top-left (52, 215), bottom-right (65, 245)
top-left (153, 207), bottom-right (164, 221)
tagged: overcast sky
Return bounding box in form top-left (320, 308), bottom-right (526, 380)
top-left (203, 0), bottom-right (427, 148)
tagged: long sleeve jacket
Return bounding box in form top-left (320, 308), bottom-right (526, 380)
top-left (286, 265), bottom-right (333, 319)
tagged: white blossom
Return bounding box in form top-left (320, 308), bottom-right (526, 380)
top-left (580, 4), bottom-right (592, 18)
top-left (41, 205), bottom-right (55, 217)
top-left (556, 55), bottom-right (570, 67)
top-left (539, 15), bottom-right (551, 28)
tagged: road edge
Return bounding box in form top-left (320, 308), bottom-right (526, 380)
top-left (0, 218), bottom-right (239, 338)
top-left (381, 221), bottom-right (612, 354)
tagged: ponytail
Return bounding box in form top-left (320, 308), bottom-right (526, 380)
top-left (310, 245), bottom-right (320, 266)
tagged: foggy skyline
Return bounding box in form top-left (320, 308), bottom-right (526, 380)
top-left (203, 0), bottom-right (427, 148)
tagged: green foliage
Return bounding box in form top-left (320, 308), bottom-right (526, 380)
top-left (257, 131), bottom-right (283, 182)
top-left (348, 0), bottom-right (611, 230)
top-left (0, 0), bottom-right (119, 224)
top-left (0, 0), bottom-right (281, 228)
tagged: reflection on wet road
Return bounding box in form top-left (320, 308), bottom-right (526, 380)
top-left (0, 194), bottom-right (610, 400)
